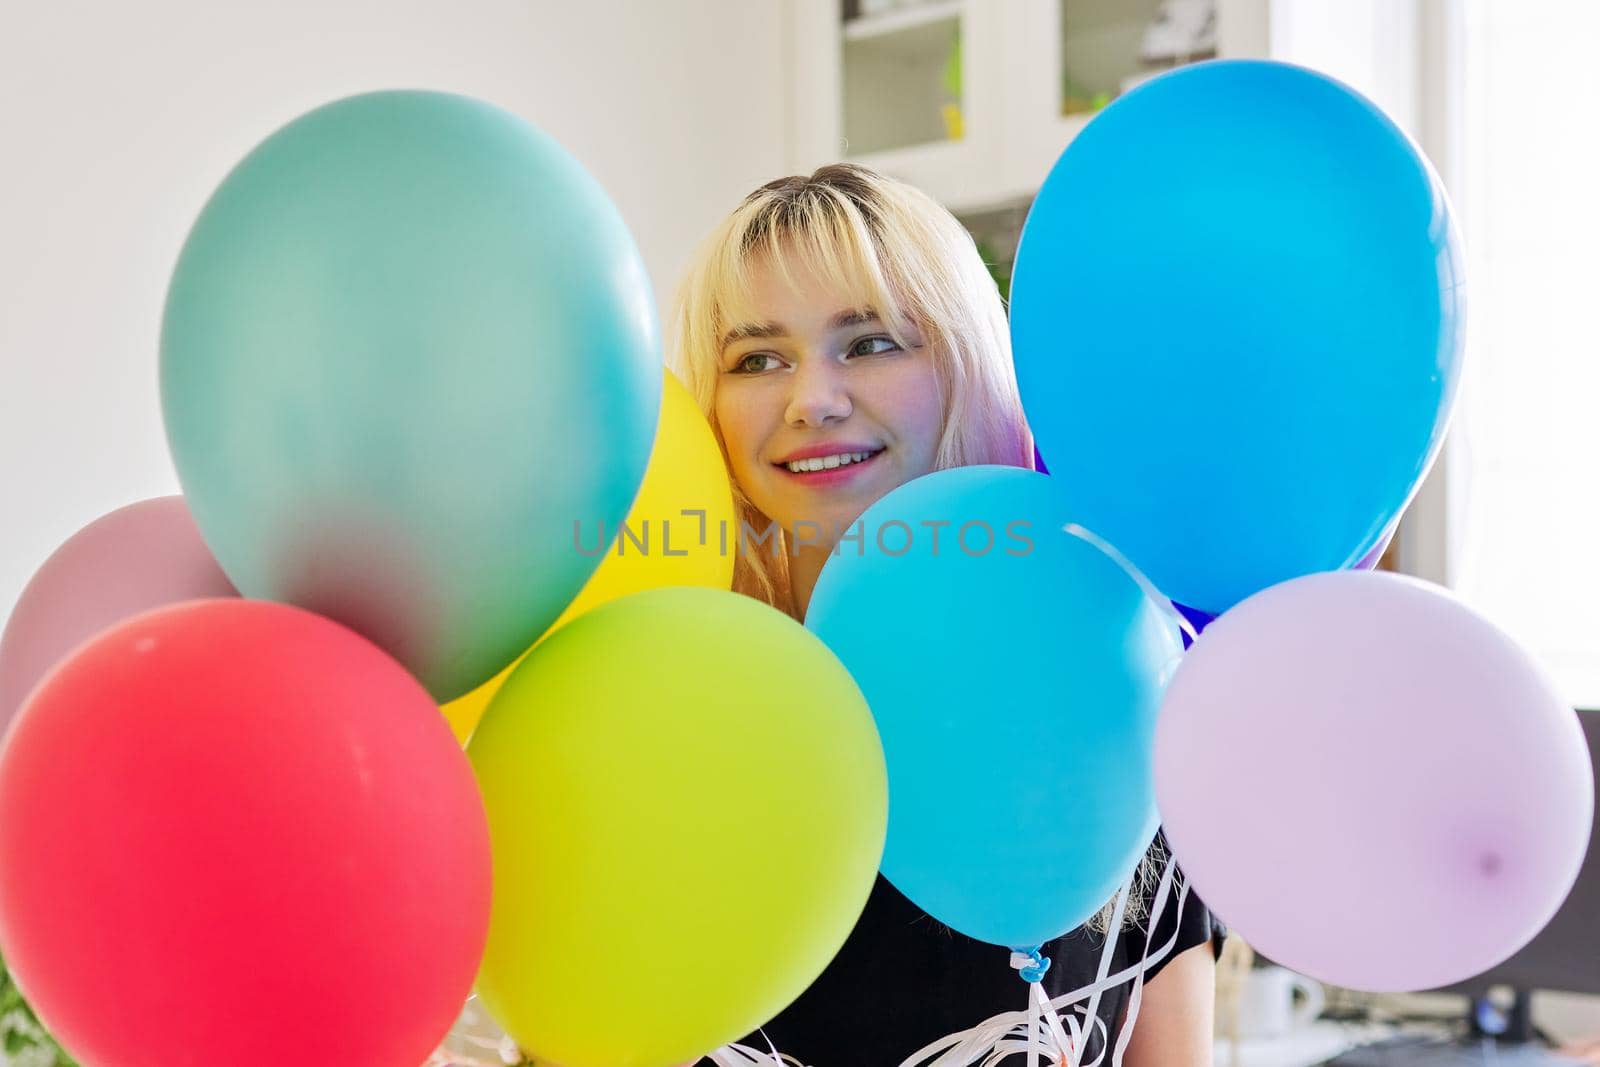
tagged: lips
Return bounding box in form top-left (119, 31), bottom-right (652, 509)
top-left (776, 448), bottom-right (883, 475)
top-left (773, 442), bottom-right (885, 466)
top-left (772, 450), bottom-right (886, 490)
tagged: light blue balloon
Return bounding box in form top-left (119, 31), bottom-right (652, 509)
top-left (162, 91), bottom-right (660, 701)
top-left (1011, 60), bottom-right (1465, 615)
top-left (805, 467), bottom-right (1182, 949)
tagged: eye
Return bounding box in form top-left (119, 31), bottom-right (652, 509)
top-left (847, 335), bottom-right (902, 358)
top-left (731, 351), bottom-right (784, 374)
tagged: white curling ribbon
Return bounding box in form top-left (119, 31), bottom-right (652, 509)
top-left (1027, 971), bottom-right (1042, 1067)
top-left (1058, 854), bottom-right (1182, 1067)
top-left (705, 1031), bottom-right (806, 1066)
top-left (1039, 982), bottom-right (1087, 1067)
top-left (426, 996), bottom-right (537, 1067)
top-left (1077, 875), bottom-right (1134, 1066)
top-left (1099, 854), bottom-right (1181, 1067)
top-left (894, 969), bottom-right (1109, 1067)
top-left (1061, 523), bottom-right (1199, 646)
top-left (895, 849), bottom-right (1186, 1067)
top-left (1014, 948), bottom-right (1078, 1067)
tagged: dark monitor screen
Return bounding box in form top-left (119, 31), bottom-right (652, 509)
top-left (1438, 707), bottom-right (1600, 997)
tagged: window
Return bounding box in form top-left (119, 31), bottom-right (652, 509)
top-left (1451, 1), bottom-right (1600, 707)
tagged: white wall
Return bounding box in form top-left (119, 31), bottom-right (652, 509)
top-left (0, 0), bottom-right (791, 617)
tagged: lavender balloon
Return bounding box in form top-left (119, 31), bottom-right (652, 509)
top-left (1155, 570), bottom-right (1593, 992)
top-left (0, 497), bottom-right (237, 736)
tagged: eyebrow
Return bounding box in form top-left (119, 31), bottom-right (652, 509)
top-left (719, 308), bottom-right (880, 353)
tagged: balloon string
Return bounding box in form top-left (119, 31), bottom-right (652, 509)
top-left (1062, 523), bottom-right (1197, 644)
top-left (423, 1051), bottom-right (505, 1067)
top-left (429, 996), bottom-right (532, 1066)
top-left (993, 871), bottom-right (1190, 1065)
top-left (1011, 948), bottom-right (1072, 1066)
top-left (700, 853), bottom-right (1188, 1067)
top-left (1036, 981), bottom-right (1077, 1065)
top-left (896, 845), bottom-right (1180, 1067)
top-left (1027, 976), bottom-right (1041, 1067)
top-left (1048, 859), bottom-right (1186, 1018)
top-left (706, 1037), bottom-right (805, 1066)
top-left (1110, 852), bottom-right (1177, 1067)
top-left (1079, 874), bottom-right (1134, 1065)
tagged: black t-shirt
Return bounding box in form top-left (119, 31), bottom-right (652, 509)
top-left (741, 834), bottom-right (1225, 1066)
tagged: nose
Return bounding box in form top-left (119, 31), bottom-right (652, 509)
top-left (784, 357), bottom-right (853, 428)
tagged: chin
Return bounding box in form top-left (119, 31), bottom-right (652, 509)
top-left (760, 504), bottom-right (837, 540)
top-left (754, 480), bottom-right (891, 541)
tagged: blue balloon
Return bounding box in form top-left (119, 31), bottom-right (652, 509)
top-left (805, 467), bottom-right (1182, 949)
top-left (162, 92), bottom-right (660, 701)
top-left (1011, 61), bottom-right (1464, 615)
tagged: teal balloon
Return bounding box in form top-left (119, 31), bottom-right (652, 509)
top-left (805, 467), bottom-right (1182, 949)
top-left (1010, 61), bottom-right (1465, 615)
top-left (161, 91), bottom-right (660, 701)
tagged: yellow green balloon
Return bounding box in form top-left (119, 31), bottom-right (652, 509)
top-left (441, 370), bottom-right (734, 745)
top-left (467, 587), bottom-right (886, 1067)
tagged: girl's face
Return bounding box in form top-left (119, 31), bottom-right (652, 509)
top-left (714, 252), bottom-right (944, 541)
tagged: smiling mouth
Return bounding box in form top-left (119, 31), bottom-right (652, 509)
top-left (775, 448), bottom-right (885, 475)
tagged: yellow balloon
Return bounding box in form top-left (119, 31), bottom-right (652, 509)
top-left (467, 587), bottom-right (886, 1067)
top-left (441, 370), bottom-right (734, 744)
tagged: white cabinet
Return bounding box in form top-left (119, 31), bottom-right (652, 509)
top-left (787, 0), bottom-right (1271, 213)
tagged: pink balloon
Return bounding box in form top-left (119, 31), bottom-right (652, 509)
top-left (0, 496), bottom-right (236, 735)
top-left (1155, 570), bottom-right (1593, 992)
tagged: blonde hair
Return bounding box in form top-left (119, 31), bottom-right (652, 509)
top-left (667, 164), bottom-right (1160, 937)
top-left (667, 163), bottom-right (1033, 617)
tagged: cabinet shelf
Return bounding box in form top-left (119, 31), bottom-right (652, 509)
top-left (790, 0), bottom-right (1270, 214)
top-left (842, 5), bottom-right (963, 156)
top-left (842, 0), bottom-right (964, 43)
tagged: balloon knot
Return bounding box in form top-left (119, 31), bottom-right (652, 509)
top-left (1010, 947), bottom-right (1051, 984)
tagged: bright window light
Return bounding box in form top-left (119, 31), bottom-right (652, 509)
top-left (1452, 1), bottom-right (1600, 707)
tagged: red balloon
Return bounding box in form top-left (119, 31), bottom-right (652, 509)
top-left (0, 599), bottom-right (491, 1067)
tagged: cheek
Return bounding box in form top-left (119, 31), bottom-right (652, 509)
top-left (891, 362), bottom-right (947, 459)
top-left (713, 386), bottom-right (769, 475)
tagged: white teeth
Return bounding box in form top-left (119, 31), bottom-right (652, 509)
top-left (785, 450), bottom-right (877, 473)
